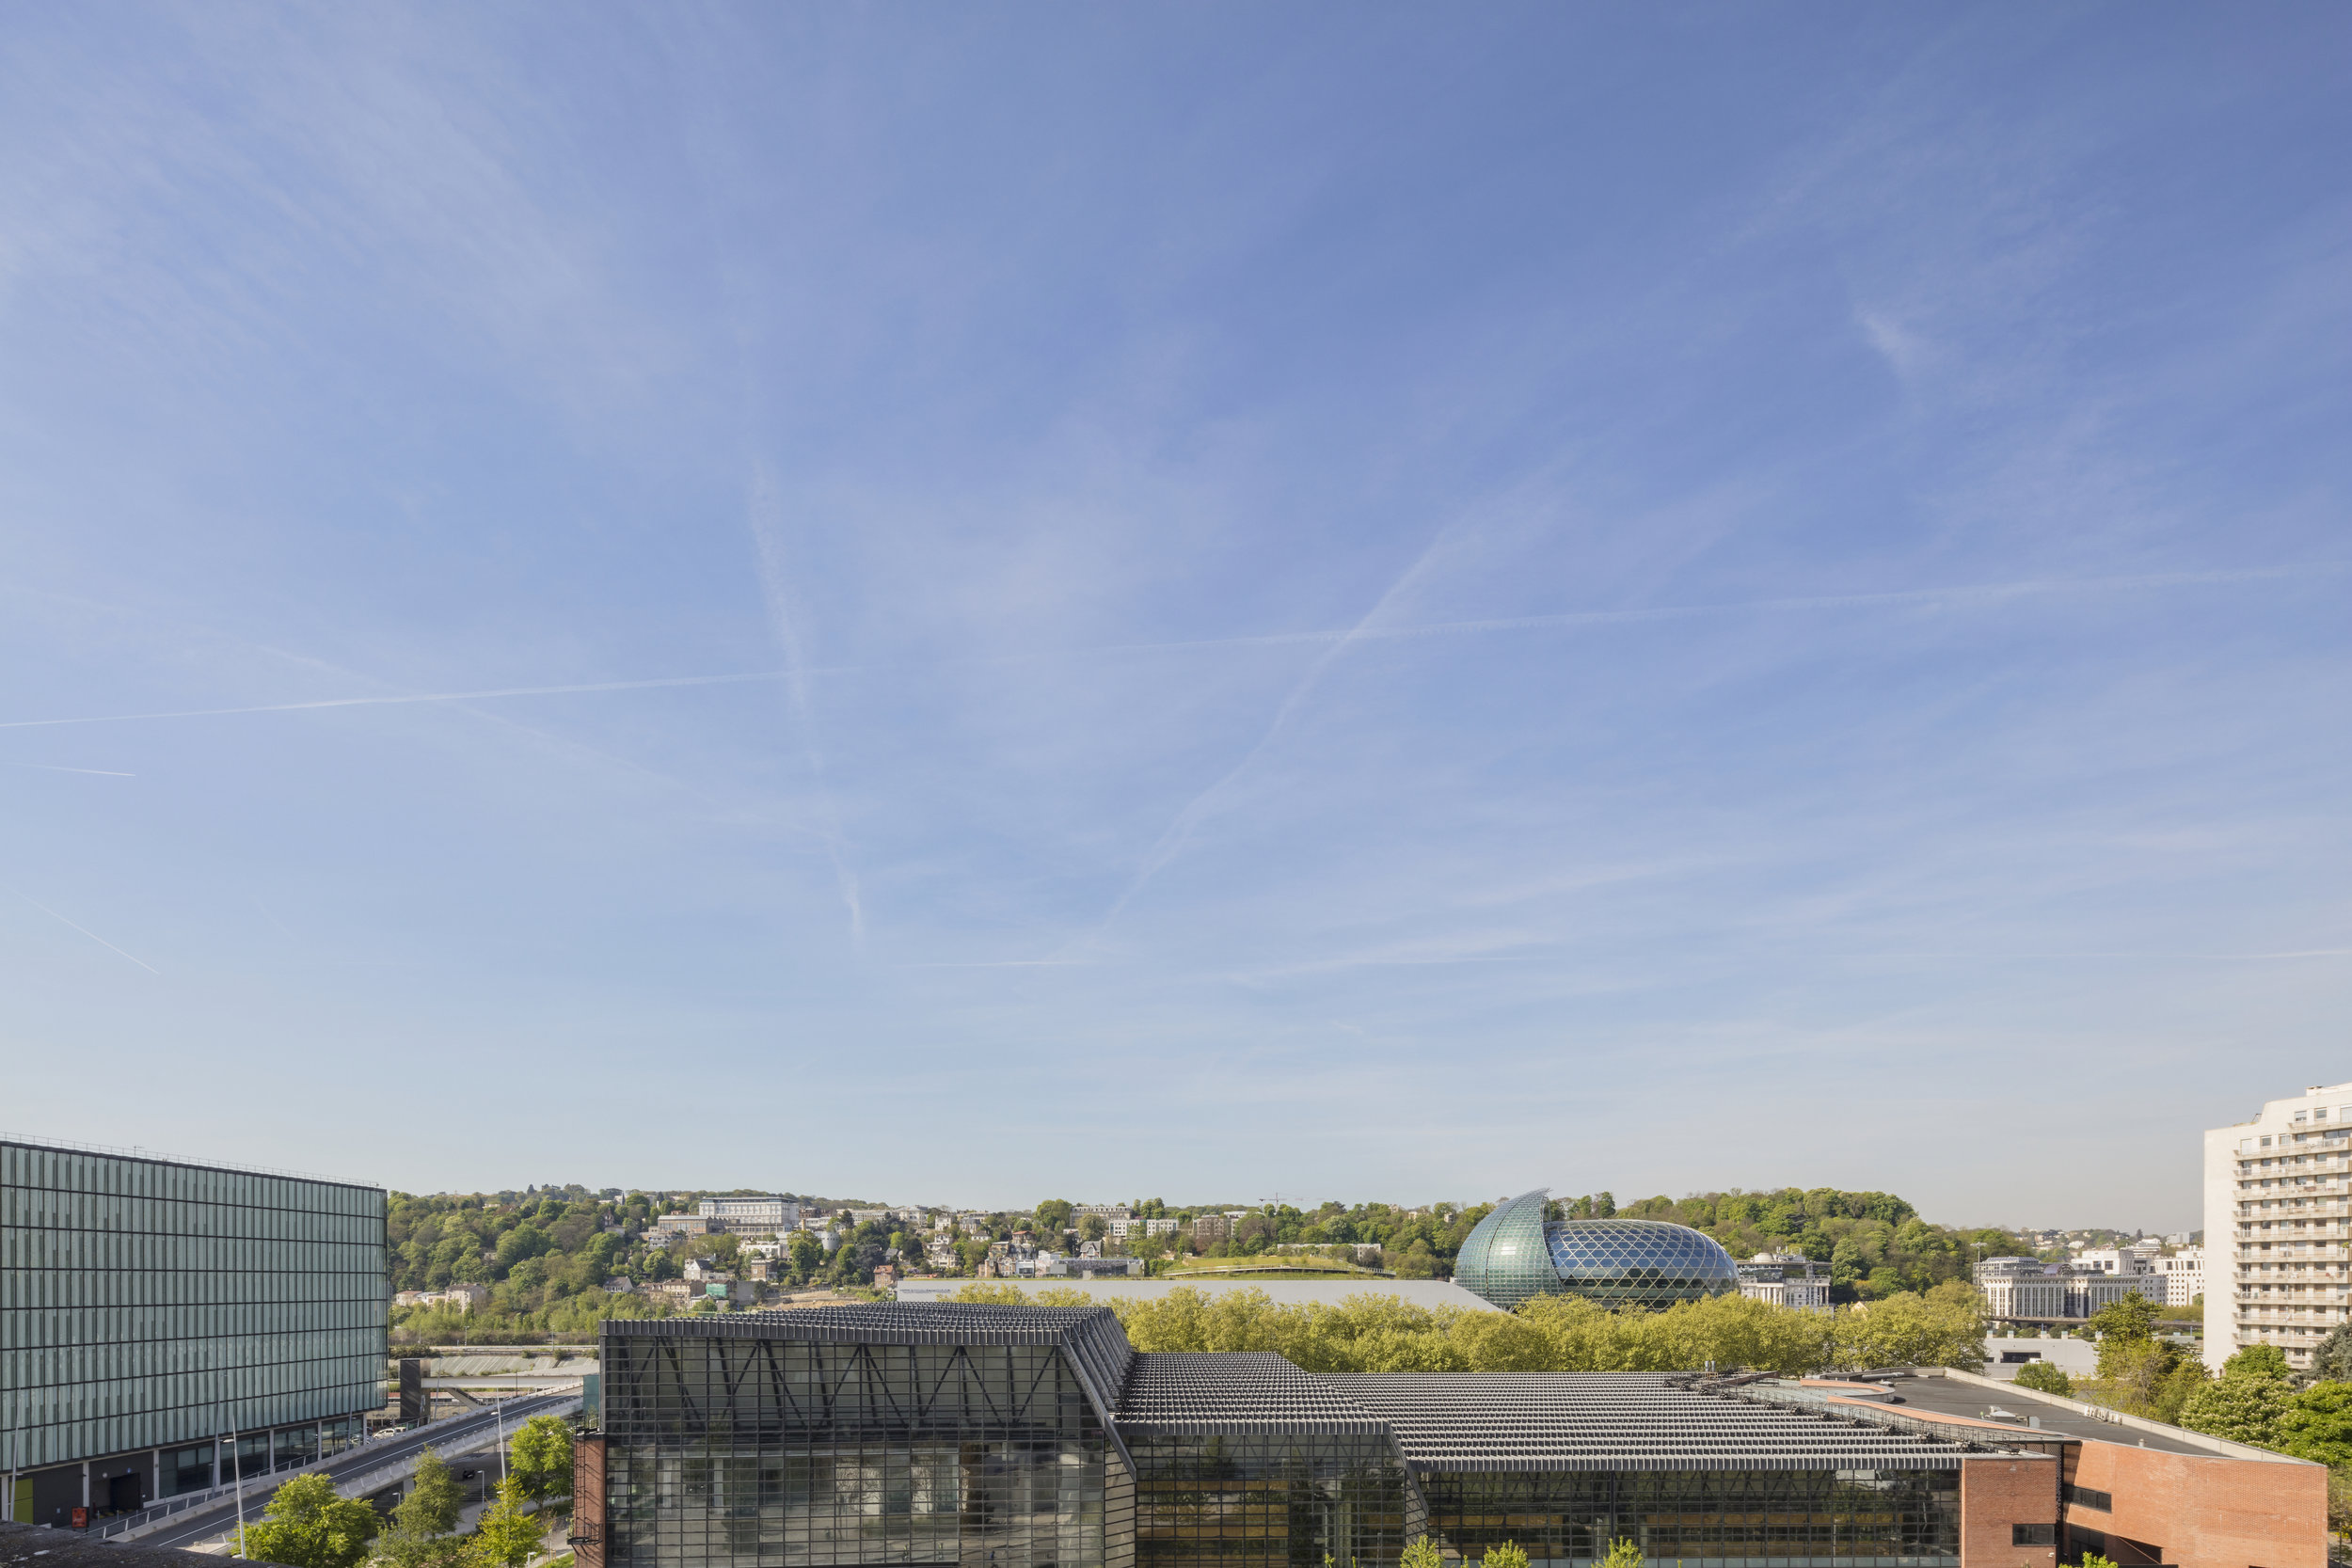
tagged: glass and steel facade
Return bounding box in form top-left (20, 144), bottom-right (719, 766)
top-left (1, 1136), bottom-right (388, 1523)
top-left (1455, 1193), bottom-right (1740, 1312)
top-left (584, 1307), bottom-right (2022, 1568)
top-left (600, 1308), bottom-right (1131, 1568)
top-left (1419, 1468), bottom-right (1960, 1567)
top-left (1130, 1433), bottom-right (1407, 1568)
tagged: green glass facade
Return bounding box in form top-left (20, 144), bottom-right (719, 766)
top-left (1, 1138), bottom-right (388, 1523)
top-left (1453, 1192), bottom-right (1559, 1310)
top-left (1454, 1191), bottom-right (1740, 1312)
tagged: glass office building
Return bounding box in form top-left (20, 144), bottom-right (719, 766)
top-left (1454, 1191), bottom-right (1740, 1311)
top-left (578, 1306), bottom-right (2047, 1568)
top-left (1, 1136), bottom-right (388, 1526)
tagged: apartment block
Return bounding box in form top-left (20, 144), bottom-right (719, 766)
top-left (2205, 1082), bottom-right (2352, 1372)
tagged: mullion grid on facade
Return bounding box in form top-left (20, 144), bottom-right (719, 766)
top-left (1421, 1468), bottom-right (1961, 1567)
top-left (606, 1335), bottom-right (1111, 1568)
top-left (1129, 1434), bottom-right (1406, 1568)
top-left (0, 1141), bottom-right (385, 1472)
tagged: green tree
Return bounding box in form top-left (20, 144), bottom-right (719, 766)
top-left (371, 1460), bottom-right (472, 1568)
top-left (2225, 1344), bottom-right (2293, 1381)
top-left (508, 1415), bottom-right (575, 1502)
top-left (2311, 1323), bottom-right (2352, 1383)
top-left (470, 1479), bottom-right (546, 1568)
top-left (2011, 1360), bottom-right (2073, 1397)
top-left (239, 1474), bottom-right (382, 1568)
top-left (2180, 1360), bottom-right (2291, 1447)
top-left (1399, 1538), bottom-right (1442, 1568)
top-left (2278, 1381), bottom-right (2352, 1467)
top-left (1481, 1544), bottom-right (1531, 1568)
top-left (399, 1450), bottom-right (466, 1535)
top-left (1600, 1539), bottom-right (1643, 1568)
top-left (2087, 1292), bottom-right (2161, 1355)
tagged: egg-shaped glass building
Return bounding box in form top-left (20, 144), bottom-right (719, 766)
top-left (1454, 1190), bottom-right (1740, 1311)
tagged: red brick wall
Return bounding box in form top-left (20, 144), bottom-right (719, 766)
top-left (2069, 1440), bottom-right (2325, 1568)
top-left (570, 1433), bottom-right (607, 1568)
top-left (1961, 1455), bottom-right (2059, 1568)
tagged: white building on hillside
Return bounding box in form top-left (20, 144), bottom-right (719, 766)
top-left (2206, 1082), bottom-right (2352, 1373)
top-left (700, 1196), bottom-right (801, 1234)
top-left (1736, 1252), bottom-right (1833, 1310)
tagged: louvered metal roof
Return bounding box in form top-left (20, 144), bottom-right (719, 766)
top-left (1116, 1353), bottom-right (1390, 1437)
top-left (1323, 1372), bottom-right (2004, 1471)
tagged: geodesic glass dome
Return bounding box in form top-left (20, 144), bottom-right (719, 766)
top-left (1454, 1190), bottom-right (1740, 1311)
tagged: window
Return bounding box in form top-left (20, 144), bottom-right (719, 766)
top-left (2012, 1524), bottom-right (2056, 1545)
top-left (2062, 1483), bottom-right (2112, 1513)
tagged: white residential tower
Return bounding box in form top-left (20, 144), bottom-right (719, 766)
top-left (2204, 1080), bottom-right (2352, 1372)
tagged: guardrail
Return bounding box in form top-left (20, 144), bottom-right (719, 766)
top-left (97, 1389), bottom-right (580, 1543)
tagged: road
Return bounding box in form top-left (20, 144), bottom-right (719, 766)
top-left (133, 1389), bottom-right (580, 1552)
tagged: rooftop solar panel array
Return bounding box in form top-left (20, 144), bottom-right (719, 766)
top-left (1322, 1372), bottom-right (1991, 1472)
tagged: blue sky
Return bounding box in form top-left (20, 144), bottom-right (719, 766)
top-left (2, 5), bottom-right (2345, 1230)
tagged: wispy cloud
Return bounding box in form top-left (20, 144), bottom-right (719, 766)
top-left (5, 562), bottom-right (2325, 733)
top-left (747, 462), bottom-right (865, 942)
top-left (19, 895), bottom-right (160, 974)
top-left (1090, 521), bottom-right (1477, 931)
top-left (3, 761), bottom-right (135, 776)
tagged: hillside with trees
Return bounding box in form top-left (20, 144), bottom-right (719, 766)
top-left (1571, 1188), bottom-right (2026, 1301)
top-left (382, 1181), bottom-right (2028, 1342)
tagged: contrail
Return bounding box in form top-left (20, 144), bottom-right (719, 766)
top-left (1093, 521), bottom-right (1471, 931)
top-left (4, 761), bottom-right (135, 776)
top-left (20, 895), bottom-right (160, 974)
top-left (0, 669), bottom-right (793, 731)
top-left (1, 562), bottom-right (2333, 734)
top-left (747, 462), bottom-right (865, 942)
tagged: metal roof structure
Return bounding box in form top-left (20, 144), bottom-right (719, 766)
top-left (1117, 1353), bottom-right (1390, 1437)
top-left (604, 1304), bottom-right (2050, 1479)
top-left (1324, 1372), bottom-right (2005, 1472)
top-left (608, 1303), bottom-right (1137, 1441)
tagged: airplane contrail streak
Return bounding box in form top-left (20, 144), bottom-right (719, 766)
top-left (20, 895), bottom-right (161, 974)
top-left (0, 562), bottom-right (2333, 733)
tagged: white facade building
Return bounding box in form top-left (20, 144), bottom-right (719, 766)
top-left (2205, 1081), bottom-right (2352, 1373)
top-left (1973, 1257), bottom-right (2159, 1320)
top-left (2154, 1246), bottom-right (2204, 1307)
top-left (2072, 1244), bottom-right (2159, 1275)
top-left (699, 1196), bottom-right (801, 1234)
top-left (1736, 1252), bottom-right (1834, 1310)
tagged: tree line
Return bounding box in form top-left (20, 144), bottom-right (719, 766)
top-left (951, 1280), bottom-right (1990, 1373)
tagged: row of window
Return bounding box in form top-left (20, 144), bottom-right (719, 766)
top-left (1, 1275), bottom-right (386, 1316)
top-left (4, 1377), bottom-right (385, 1471)
top-left (0, 1145), bottom-right (380, 1212)
top-left (2, 1235), bottom-right (384, 1271)
top-left (7, 1340), bottom-right (381, 1391)
top-left (0, 1202), bottom-right (381, 1240)
top-left (3, 1303), bottom-right (385, 1348)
